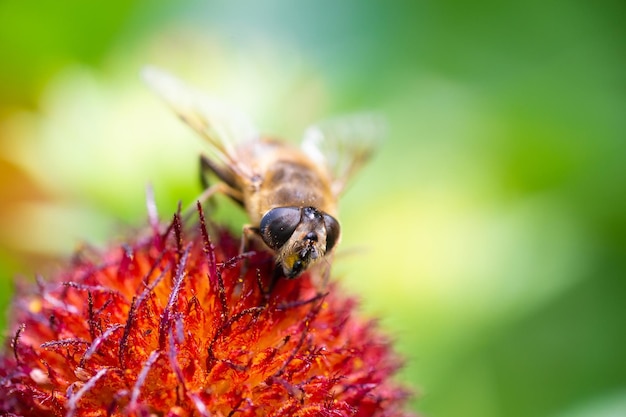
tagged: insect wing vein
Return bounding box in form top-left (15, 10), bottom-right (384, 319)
top-left (141, 66), bottom-right (258, 179)
top-left (301, 113), bottom-right (385, 196)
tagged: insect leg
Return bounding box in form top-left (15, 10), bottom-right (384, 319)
top-left (182, 182), bottom-right (244, 223)
top-left (199, 155), bottom-right (243, 205)
top-left (315, 257), bottom-right (332, 292)
top-left (239, 224), bottom-right (260, 253)
top-left (199, 155), bottom-right (211, 191)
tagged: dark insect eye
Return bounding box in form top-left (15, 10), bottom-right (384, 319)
top-left (260, 207), bottom-right (302, 250)
top-left (290, 260), bottom-right (304, 277)
top-left (323, 214), bottom-right (340, 252)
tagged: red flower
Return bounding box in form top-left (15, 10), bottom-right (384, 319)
top-left (0, 205), bottom-right (415, 416)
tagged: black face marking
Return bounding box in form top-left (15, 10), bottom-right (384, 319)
top-left (260, 207), bottom-right (302, 250)
top-left (289, 260), bottom-right (304, 278)
top-left (302, 206), bottom-right (322, 221)
top-left (261, 206), bottom-right (340, 278)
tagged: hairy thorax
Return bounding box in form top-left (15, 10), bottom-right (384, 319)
top-left (241, 141), bottom-right (335, 224)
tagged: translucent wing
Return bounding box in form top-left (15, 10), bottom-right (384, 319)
top-left (141, 66), bottom-right (258, 179)
top-left (301, 113), bottom-right (385, 196)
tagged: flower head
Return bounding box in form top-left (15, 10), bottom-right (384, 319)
top-left (0, 205), bottom-right (414, 416)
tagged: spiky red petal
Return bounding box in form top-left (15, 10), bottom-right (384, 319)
top-left (1, 208), bottom-right (414, 416)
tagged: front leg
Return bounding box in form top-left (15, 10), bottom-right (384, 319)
top-left (240, 224), bottom-right (260, 255)
top-left (182, 182), bottom-right (244, 223)
top-left (199, 155), bottom-right (244, 206)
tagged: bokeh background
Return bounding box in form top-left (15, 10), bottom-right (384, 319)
top-left (1, 1), bottom-right (625, 416)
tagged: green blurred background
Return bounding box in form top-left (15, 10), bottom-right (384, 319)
top-left (1, 1), bottom-right (625, 416)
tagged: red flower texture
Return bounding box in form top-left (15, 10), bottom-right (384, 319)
top-left (0, 204), bottom-right (415, 417)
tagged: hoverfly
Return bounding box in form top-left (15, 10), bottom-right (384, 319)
top-left (142, 67), bottom-right (383, 279)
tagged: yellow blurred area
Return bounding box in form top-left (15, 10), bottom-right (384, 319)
top-left (0, 1), bottom-right (625, 417)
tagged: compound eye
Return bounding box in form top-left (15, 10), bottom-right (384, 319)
top-left (323, 214), bottom-right (340, 252)
top-left (260, 207), bottom-right (302, 250)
